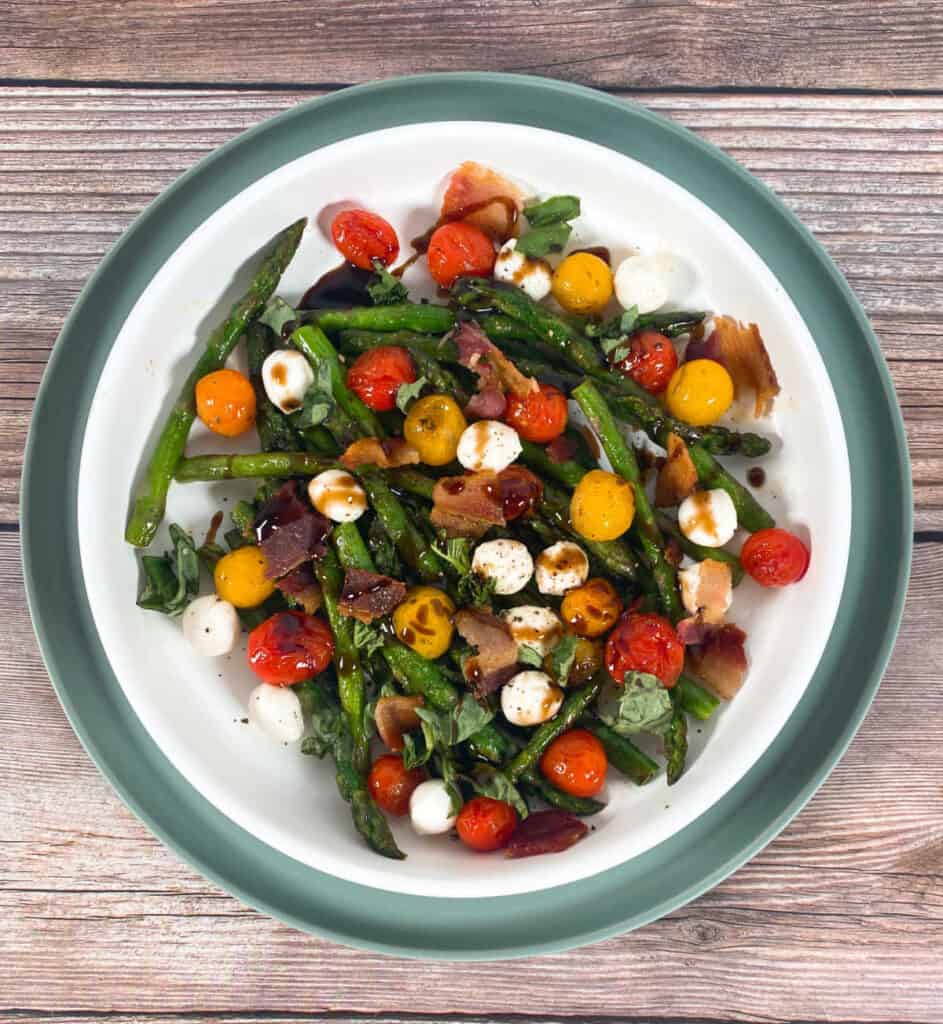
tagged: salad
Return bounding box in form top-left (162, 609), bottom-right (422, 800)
top-left (126, 161), bottom-right (810, 861)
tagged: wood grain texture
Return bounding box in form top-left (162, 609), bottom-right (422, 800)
top-left (2, 533), bottom-right (940, 1020)
top-left (2, 0), bottom-right (943, 91)
top-left (1, 88), bottom-right (939, 525)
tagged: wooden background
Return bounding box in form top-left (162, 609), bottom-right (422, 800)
top-left (2, 2), bottom-right (941, 1022)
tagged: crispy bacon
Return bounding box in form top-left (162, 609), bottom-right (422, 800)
top-left (374, 695), bottom-right (424, 752)
top-left (276, 563), bottom-right (322, 615)
top-left (678, 559), bottom-right (733, 625)
top-left (687, 623), bottom-right (748, 700)
top-left (453, 321), bottom-right (537, 399)
top-left (430, 471), bottom-right (505, 538)
top-left (497, 465), bottom-right (543, 521)
top-left (655, 432), bottom-right (699, 508)
top-left (546, 434), bottom-right (579, 464)
top-left (686, 315), bottom-right (780, 418)
top-left (255, 482), bottom-right (331, 580)
top-left (465, 386), bottom-right (507, 420)
top-left (676, 615), bottom-right (712, 646)
top-left (340, 437), bottom-right (420, 470)
top-left (441, 161), bottom-right (525, 241)
top-left (338, 568), bottom-right (407, 624)
top-left (505, 811), bottom-right (589, 859)
top-left (454, 608), bottom-right (520, 697)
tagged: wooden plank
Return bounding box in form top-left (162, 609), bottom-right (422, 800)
top-left (1, 89), bottom-right (938, 526)
top-left (2, 0), bottom-right (943, 91)
top-left (2, 531), bottom-right (941, 1019)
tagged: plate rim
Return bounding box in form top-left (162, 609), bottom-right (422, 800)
top-left (22, 71), bottom-right (913, 959)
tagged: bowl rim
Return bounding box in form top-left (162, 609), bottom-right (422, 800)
top-left (22, 71), bottom-right (912, 960)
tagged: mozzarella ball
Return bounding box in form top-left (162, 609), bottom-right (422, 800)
top-left (614, 253), bottom-right (669, 314)
top-left (409, 779), bottom-right (458, 836)
top-left (181, 594), bottom-right (240, 657)
top-left (307, 469), bottom-right (367, 523)
top-left (678, 488), bottom-right (738, 547)
top-left (493, 239), bottom-right (553, 301)
top-left (247, 683), bottom-right (305, 744)
top-left (502, 605), bottom-right (563, 657)
top-left (456, 420), bottom-right (523, 473)
top-left (535, 541), bottom-right (589, 596)
top-left (501, 670), bottom-right (564, 727)
top-left (472, 539), bottom-right (534, 596)
top-left (262, 349), bottom-right (314, 414)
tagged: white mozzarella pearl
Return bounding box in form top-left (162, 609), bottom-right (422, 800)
top-left (456, 420), bottom-right (523, 473)
top-left (493, 239), bottom-right (553, 301)
top-left (409, 779), bottom-right (458, 835)
top-left (535, 541), bottom-right (589, 596)
top-left (471, 539), bottom-right (534, 596)
top-left (181, 595), bottom-right (240, 657)
top-left (307, 469), bottom-right (367, 523)
top-left (502, 605), bottom-right (563, 657)
top-left (678, 488), bottom-right (738, 547)
top-left (262, 349), bottom-right (314, 414)
top-left (247, 683), bottom-right (305, 744)
top-left (501, 670), bottom-right (564, 727)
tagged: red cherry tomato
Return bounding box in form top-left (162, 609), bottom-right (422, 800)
top-left (345, 345), bottom-right (416, 412)
top-left (368, 754), bottom-right (426, 816)
top-left (605, 611), bottom-right (684, 688)
top-left (455, 796), bottom-right (518, 852)
top-left (539, 729), bottom-right (608, 798)
top-left (740, 528), bottom-right (810, 587)
top-left (247, 611), bottom-right (334, 686)
top-left (426, 221), bottom-right (495, 287)
top-left (504, 382), bottom-right (569, 443)
top-left (613, 331), bottom-right (679, 395)
top-left (331, 209), bottom-right (399, 270)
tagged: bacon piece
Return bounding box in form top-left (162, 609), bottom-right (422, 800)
top-left (441, 161), bottom-right (525, 240)
top-left (465, 386), bottom-right (507, 420)
top-left (546, 434), bottom-right (579, 464)
top-left (255, 482), bottom-right (331, 579)
top-left (505, 811), bottom-right (589, 859)
top-left (276, 563), bottom-right (322, 615)
top-left (676, 615), bottom-right (712, 646)
top-left (454, 608), bottom-right (520, 697)
top-left (678, 559), bottom-right (732, 624)
top-left (430, 471), bottom-right (505, 538)
top-left (686, 315), bottom-right (780, 418)
top-left (337, 568), bottom-right (407, 624)
top-left (655, 432), bottom-right (699, 508)
top-left (497, 465), bottom-right (543, 521)
top-left (453, 321), bottom-right (537, 399)
top-left (374, 695), bottom-right (424, 752)
top-left (687, 623), bottom-right (748, 700)
top-left (340, 437), bottom-right (420, 470)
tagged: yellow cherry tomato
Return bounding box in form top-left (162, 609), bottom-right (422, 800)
top-left (570, 469), bottom-right (635, 541)
top-left (544, 636), bottom-right (604, 686)
top-left (665, 359), bottom-right (734, 426)
top-left (561, 578), bottom-right (623, 638)
top-left (403, 394), bottom-right (467, 466)
top-left (392, 586), bottom-right (456, 660)
top-left (214, 546), bottom-right (275, 608)
top-left (551, 252), bottom-right (613, 315)
top-left (195, 368), bottom-right (256, 437)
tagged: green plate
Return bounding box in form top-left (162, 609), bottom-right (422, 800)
top-left (22, 73), bottom-right (911, 959)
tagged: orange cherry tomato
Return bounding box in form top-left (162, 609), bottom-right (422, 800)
top-left (426, 221), bottom-right (495, 287)
top-left (605, 611), bottom-right (684, 688)
top-left (346, 345), bottom-right (416, 412)
top-left (331, 209), bottom-right (399, 269)
top-left (247, 611), bottom-right (334, 686)
top-left (612, 330), bottom-right (679, 395)
top-left (741, 528), bottom-right (810, 587)
top-left (368, 754), bottom-right (426, 816)
top-left (539, 729), bottom-right (608, 798)
top-left (195, 368), bottom-right (256, 437)
top-left (455, 796), bottom-right (518, 852)
top-left (504, 382), bottom-right (569, 443)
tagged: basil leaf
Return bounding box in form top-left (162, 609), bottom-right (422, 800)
top-left (395, 375), bottom-right (428, 413)
top-left (620, 305), bottom-right (640, 335)
top-left (298, 682), bottom-right (343, 759)
top-left (402, 730), bottom-right (432, 770)
top-left (456, 572), bottom-right (496, 608)
top-left (416, 693), bottom-right (494, 749)
top-left (259, 296), bottom-right (298, 338)
top-left (523, 195), bottom-right (581, 227)
top-left (470, 766), bottom-right (530, 820)
top-left (517, 644), bottom-right (544, 668)
top-left (597, 671), bottom-right (673, 735)
top-left (549, 633), bottom-right (579, 685)
top-left (297, 361), bottom-right (336, 428)
top-left (352, 620), bottom-right (385, 660)
top-left (432, 532), bottom-right (473, 576)
top-left (515, 222), bottom-right (572, 259)
top-left (367, 258), bottom-right (409, 306)
top-left (136, 524), bottom-right (200, 616)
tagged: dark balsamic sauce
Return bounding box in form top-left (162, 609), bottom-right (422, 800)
top-left (747, 467), bottom-right (766, 488)
top-left (299, 262), bottom-right (373, 310)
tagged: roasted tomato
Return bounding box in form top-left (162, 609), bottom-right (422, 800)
top-left (247, 611), bottom-right (334, 686)
top-left (195, 368), bottom-right (256, 437)
top-left (331, 209), bottom-right (399, 269)
top-left (605, 611), bottom-right (684, 688)
top-left (368, 754), bottom-right (426, 816)
top-left (426, 221), bottom-right (495, 287)
top-left (504, 382), bottom-right (569, 443)
top-left (612, 330), bottom-right (678, 394)
top-left (740, 528), bottom-right (810, 587)
top-left (560, 578), bottom-right (622, 638)
top-left (455, 796), bottom-right (518, 852)
top-left (539, 729), bottom-right (608, 798)
top-left (345, 345), bottom-right (416, 412)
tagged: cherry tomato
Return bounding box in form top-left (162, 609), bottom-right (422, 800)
top-left (504, 382), bottom-right (569, 443)
top-left (539, 729), bottom-right (608, 798)
top-left (247, 611), bottom-right (334, 686)
top-left (455, 796), bottom-right (518, 852)
top-left (613, 331), bottom-right (678, 395)
top-left (740, 528), bottom-right (810, 587)
top-left (426, 221), bottom-right (495, 287)
top-left (346, 345), bottom-right (416, 412)
top-left (331, 209), bottom-right (399, 270)
top-left (368, 754), bottom-right (426, 816)
top-left (195, 368), bottom-right (256, 437)
top-left (605, 611), bottom-right (684, 688)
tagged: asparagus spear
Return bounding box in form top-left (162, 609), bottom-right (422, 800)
top-left (572, 381), bottom-right (683, 622)
top-left (522, 770), bottom-right (606, 816)
top-left (664, 701), bottom-right (688, 786)
top-left (580, 718), bottom-right (659, 786)
top-left (174, 451), bottom-right (331, 482)
top-left (302, 302), bottom-right (455, 336)
top-left (676, 673), bottom-right (720, 720)
top-left (125, 217), bottom-right (306, 546)
top-left (245, 321), bottom-right (302, 453)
